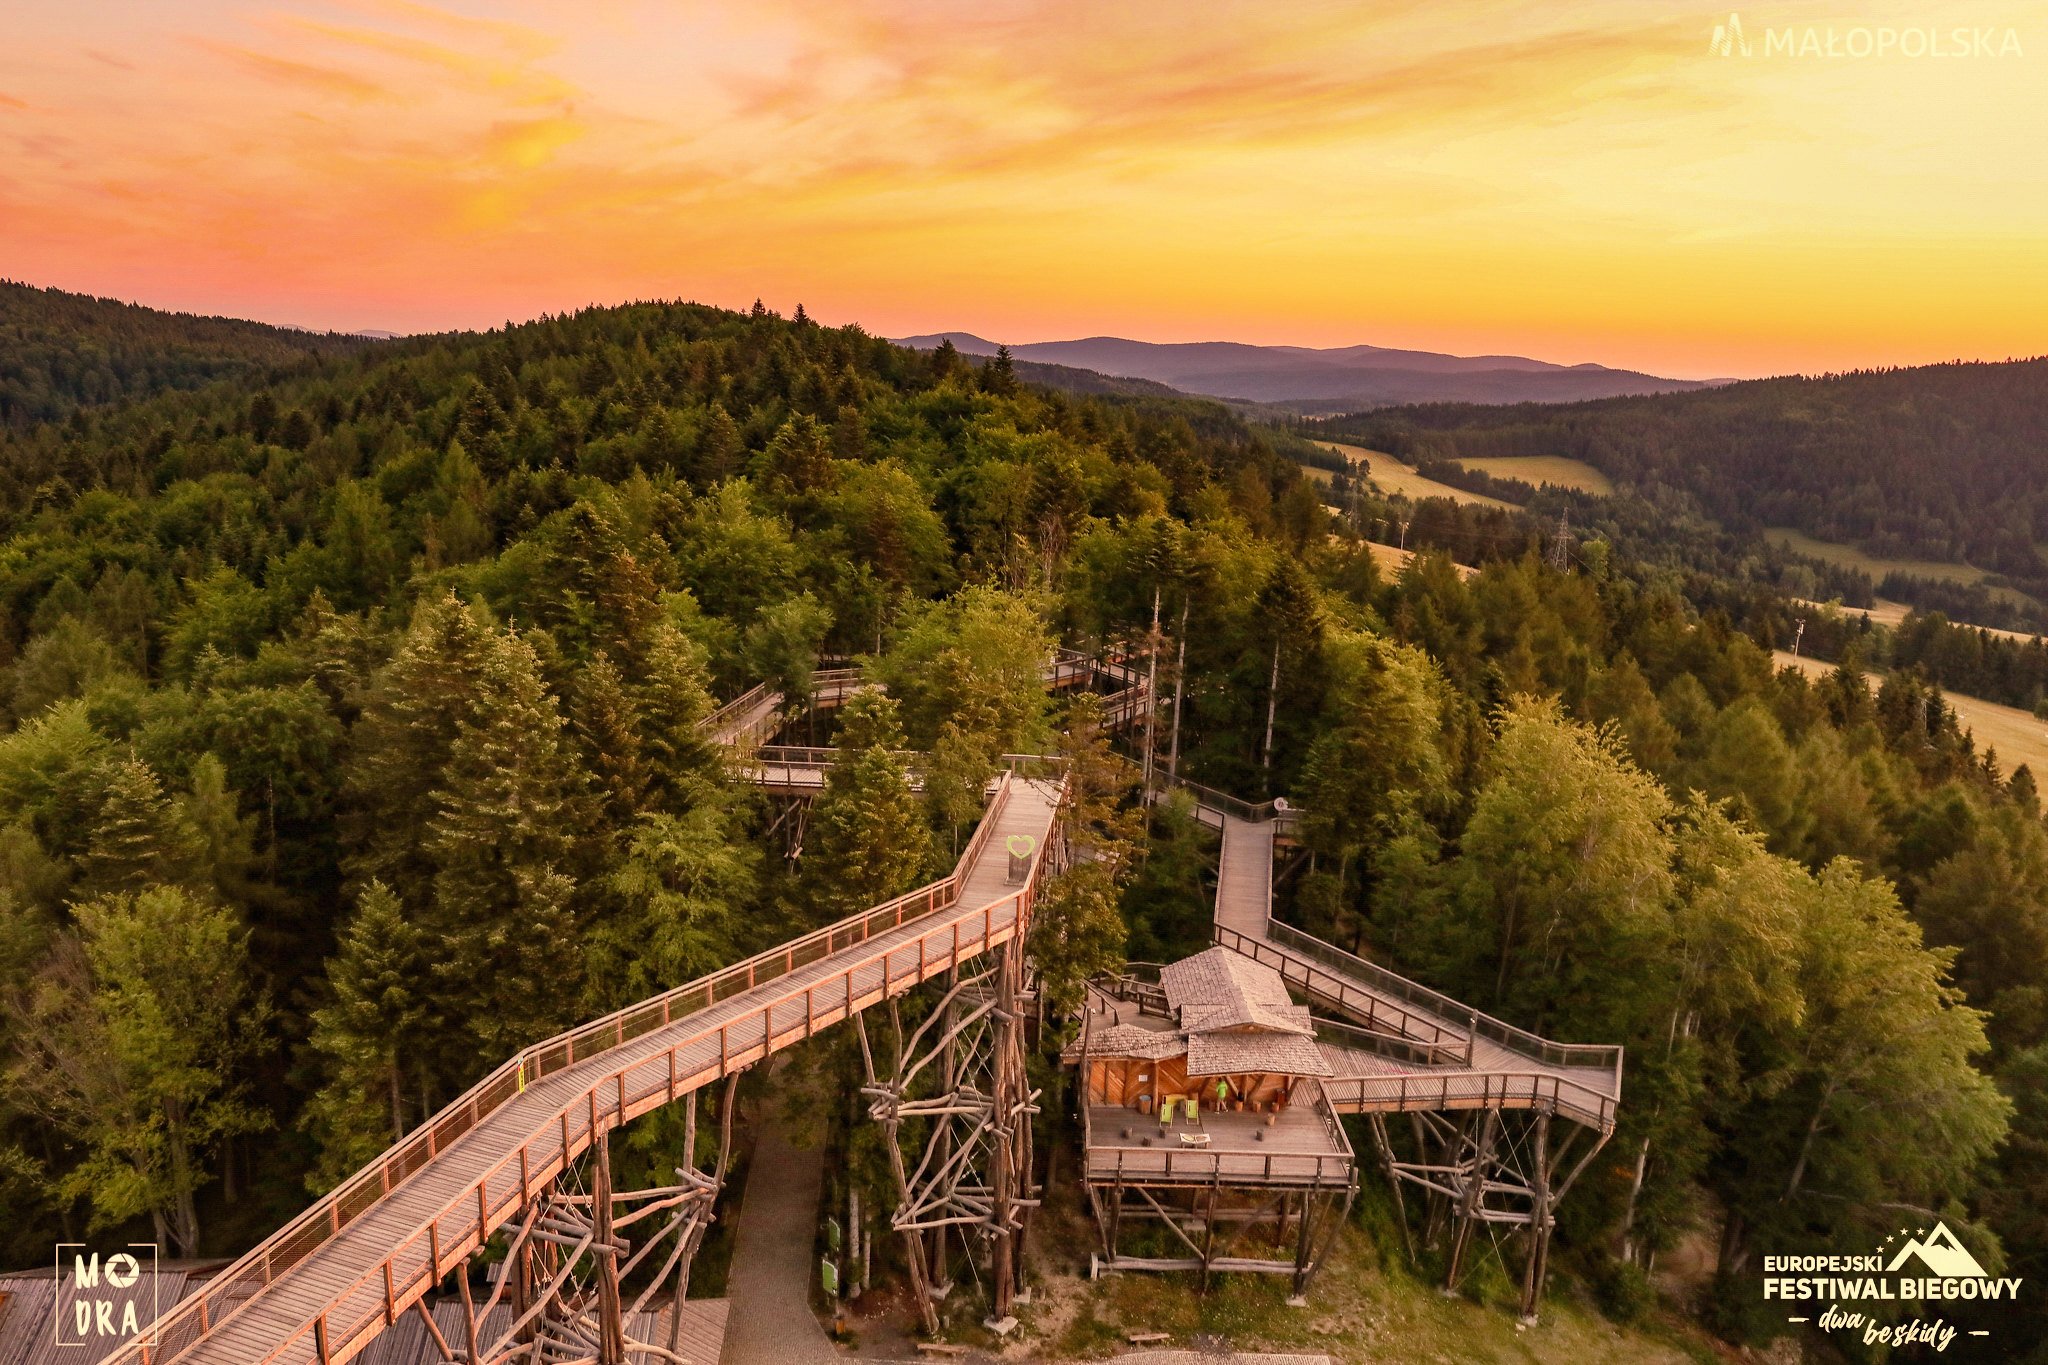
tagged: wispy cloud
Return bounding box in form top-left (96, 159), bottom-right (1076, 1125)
top-left (188, 38), bottom-right (392, 103)
top-left (4, 0), bottom-right (2041, 377)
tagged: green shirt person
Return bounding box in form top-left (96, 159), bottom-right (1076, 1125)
top-left (1213, 1077), bottom-right (1233, 1106)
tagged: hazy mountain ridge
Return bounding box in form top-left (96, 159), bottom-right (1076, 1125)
top-left (895, 331), bottom-right (1716, 408)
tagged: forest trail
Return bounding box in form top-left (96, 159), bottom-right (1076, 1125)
top-left (721, 1099), bottom-right (836, 1365)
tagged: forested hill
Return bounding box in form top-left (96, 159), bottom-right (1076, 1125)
top-left (1334, 358), bottom-right (2048, 594)
top-left (1, 292), bottom-right (2044, 1360)
top-left (0, 280), bottom-right (375, 429)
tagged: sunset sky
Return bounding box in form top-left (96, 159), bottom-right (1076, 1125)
top-left (2, 0), bottom-right (2041, 379)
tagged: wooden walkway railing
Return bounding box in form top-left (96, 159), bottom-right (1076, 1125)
top-left (111, 775), bottom-right (1061, 1365)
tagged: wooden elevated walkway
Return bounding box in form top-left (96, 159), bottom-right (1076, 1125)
top-left (1208, 812), bottom-right (1621, 1134)
top-left (112, 776), bottom-right (1064, 1365)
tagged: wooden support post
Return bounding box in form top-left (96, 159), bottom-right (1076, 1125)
top-left (456, 1262), bottom-right (482, 1365)
top-left (1200, 1169), bottom-right (1222, 1294)
top-left (1519, 1111), bottom-right (1554, 1324)
top-left (1292, 1173), bottom-right (1322, 1297)
top-left (1368, 1115), bottom-right (1416, 1266)
top-left (1443, 1109), bottom-right (1497, 1294)
top-left (593, 1135), bottom-right (626, 1365)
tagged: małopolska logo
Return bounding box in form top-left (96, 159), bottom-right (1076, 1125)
top-left (54, 1244), bottom-right (160, 1348)
top-left (1708, 12), bottom-right (2024, 58)
top-left (1762, 1221), bottom-right (2019, 1353)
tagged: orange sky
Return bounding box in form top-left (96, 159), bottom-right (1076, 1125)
top-left (1, 0), bottom-right (2041, 378)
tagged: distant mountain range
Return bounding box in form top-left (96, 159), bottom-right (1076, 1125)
top-left (894, 332), bottom-right (1721, 408)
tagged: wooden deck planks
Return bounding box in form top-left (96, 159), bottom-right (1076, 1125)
top-left (169, 781), bottom-right (1063, 1365)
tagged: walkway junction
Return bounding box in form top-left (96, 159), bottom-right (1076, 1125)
top-left (97, 649), bottom-right (1619, 1365)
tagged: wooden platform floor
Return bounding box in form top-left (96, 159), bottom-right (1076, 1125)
top-left (1084, 1104), bottom-right (1348, 1186)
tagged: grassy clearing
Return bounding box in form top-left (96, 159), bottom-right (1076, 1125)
top-left (1314, 441), bottom-right (1518, 510)
top-left (1014, 1222), bottom-right (1716, 1365)
top-left (1764, 527), bottom-right (2025, 593)
top-left (1454, 456), bottom-right (1614, 496)
top-left (1791, 596), bottom-right (2045, 646)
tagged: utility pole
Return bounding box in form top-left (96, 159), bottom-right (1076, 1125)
top-left (1168, 597), bottom-right (1188, 781)
top-left (1262, 635), bottom-right (1280, 772)
top-left (1791, 618), bottom-right (1807, 659)
top-left (1142, 586), bottom-right (1161, 793)
top-left (1548, 511), bottom-right (1572, 573)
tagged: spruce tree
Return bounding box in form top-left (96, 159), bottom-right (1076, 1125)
top-left (635, 622), bottom-right (717, 808)
top-left (303, 881), bottom-right (436, 1184)
top-left (803, 690), bottom-right (930, 920)
top-left (695, 403), bottom-right (741, 485)
top-left (574, 650), bottom-right (649, 824)
top-left (77, 755), bottom-right (204, 900)
top-left (426, 630), bottom-right (586, 1053)
top-left (343, 593), bottom-right (493, 895)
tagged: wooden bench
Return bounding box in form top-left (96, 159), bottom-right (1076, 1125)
top-left (1125, 1330), bottom-right (1171, 1345)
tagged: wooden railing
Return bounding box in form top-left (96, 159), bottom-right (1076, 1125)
top-left (1319, 1067), bottom-right (1618, 1134)
top-left (1214, 924), bottom-right (1470, 1060)
top-left (1260, 920), bottom-right (1623, 1080)
top-left (117, 775), bottom-right (1048, 1365)
top-left (1083, 1082), bottom-right (1356, 1189)
top-left (1312, 1014), bottom-right (1469, 1069)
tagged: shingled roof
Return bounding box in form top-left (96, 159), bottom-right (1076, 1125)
top-left (1071, 1023), bottom-right (1188, 1062)
top-left (1187, 1029), bottom-right (1331, 1078)
top-left (1160, 947), bottom-right (1315, 1036)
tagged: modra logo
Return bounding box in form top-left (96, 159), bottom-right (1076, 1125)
top-left (1709, 13), bottom-right (1752, 56)
top-left (1761, 1221), bottom-right (2019, 1353)
top-left (54, 1243), bottom-right (160, 1348)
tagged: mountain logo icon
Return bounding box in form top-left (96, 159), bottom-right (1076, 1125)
top-left (1709, 13), bottom-right (1753, 56)
top-left (1886, 1223), bottom-right (1989, 1278)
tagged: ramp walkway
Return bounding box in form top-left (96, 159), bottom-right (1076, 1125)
top-left (1202, 797), bottom-right (1620, 1134)
top-left (112, 773), bottom-right (1063, 1365)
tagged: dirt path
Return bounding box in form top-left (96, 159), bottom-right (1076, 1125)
top-left (721, 1105), bottom-right (837, 1364)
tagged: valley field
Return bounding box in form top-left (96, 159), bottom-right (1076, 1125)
top-left (1765, 528), bottom-right (2041, 613)
top-left (1775, 649), bottom-right (2048, 776)
top-left (1452, 455), bottom-right (1613, 495)
top-left (1315, 441), bottom-right (1517, 510)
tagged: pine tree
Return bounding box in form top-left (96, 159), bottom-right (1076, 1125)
top-left (426, 630), bottom-right (586, 1053)
top-left (76, 755), bottom-right (204, 900)
top-left (343, 593), bottom-right (493, 895)
top-left (574, 651), bottom-right (649, 824)
top-left (803, 691), bottom-right (930, 920)
top-left (303, 881), bottom-right (436, 1184)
